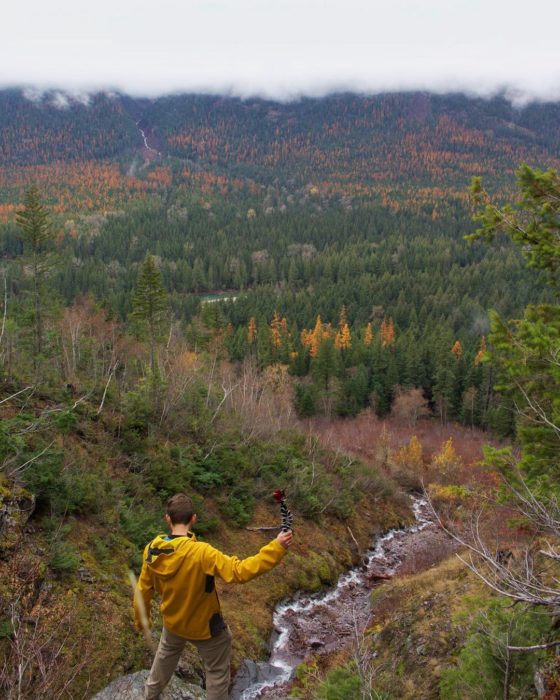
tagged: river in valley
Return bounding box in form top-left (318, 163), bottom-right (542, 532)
top-left (232, 497), bottom-right (449, 699)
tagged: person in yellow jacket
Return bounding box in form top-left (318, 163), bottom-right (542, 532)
top-left (134, 492), bottom-right (292, 700)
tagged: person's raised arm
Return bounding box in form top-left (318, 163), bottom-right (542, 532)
top-left (201, 531), bottom-right (292, 584)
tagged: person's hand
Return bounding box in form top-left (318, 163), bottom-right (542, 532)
top-left (277, 530), bottom-right (293, 549)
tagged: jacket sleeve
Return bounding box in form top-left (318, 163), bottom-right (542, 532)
top-left (133, 545), bottom-right (154, 631)
top-left (200, 539), bottom-right (287, 584)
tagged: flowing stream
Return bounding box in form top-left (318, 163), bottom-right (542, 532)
top-left (232, 497), bottom-right (436, 699)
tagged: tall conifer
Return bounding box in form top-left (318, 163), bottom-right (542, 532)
top-left (16, 185), bottom-right (54, 359)
top-left (131, 254), bottom-right (168, 375)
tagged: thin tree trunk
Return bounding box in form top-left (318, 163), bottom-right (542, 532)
top-left (503, 628), bottom-right (512, 700)
top-left (149, 316), bottom-right (156, 376)
top-left (0, 270), bottom-right (7, 351)
top-left (33, 252), bottom-right (42, 361)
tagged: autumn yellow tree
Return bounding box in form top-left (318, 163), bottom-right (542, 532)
top-left (451, 340), bottom-right (463, 360)
top-left (380, 316), bottom-right (395, 348)
top-left (394, 435), bottom-right (424, 472)
top-left (309, 315), bottom-right (324, 358)
top-left (335, 306), bottom-right (352, 350)
top-left (474, 335), bottom-right (486, 365)
top-left (247, 317), bottom-right (257, 344)
top-left (270, 311), bottom-right (282, 348)
top-left (432, 437), bottom-right (462, 476)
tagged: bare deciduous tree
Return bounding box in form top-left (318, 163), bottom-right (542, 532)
top-left (427, 472), bottom-right (560, 652)
top-left (391, 387), bottom-right (430, 427)
top-left (222, 359), bottom-right (296, 441)
top-left (0, 599), bottom-right (93, 700)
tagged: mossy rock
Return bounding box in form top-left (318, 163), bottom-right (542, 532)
top-left (0, 482), bottom-right (35, 552)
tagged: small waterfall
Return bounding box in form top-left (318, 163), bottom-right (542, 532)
top-left (135, 120), bottom-right (160, 155)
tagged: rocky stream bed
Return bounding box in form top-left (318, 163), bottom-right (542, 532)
top-left (231, 497), bottom-right (452, 699)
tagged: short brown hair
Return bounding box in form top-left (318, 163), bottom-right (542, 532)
top-left (166, 493), bottom-right (195, 525)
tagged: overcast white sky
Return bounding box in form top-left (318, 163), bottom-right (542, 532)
top-left (2, 0), bottom-right (559, 101)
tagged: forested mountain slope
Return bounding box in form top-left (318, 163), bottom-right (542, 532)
top-left (2, 89), bottom-right (560, 215)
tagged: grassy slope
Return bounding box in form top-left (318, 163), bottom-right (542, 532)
top-left (1, 402), bottom-right (411, 698)
top-left (367, 558), bottom-right (488, 699)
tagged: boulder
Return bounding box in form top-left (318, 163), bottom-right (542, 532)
top-left (229, 659), bottom-right (284, 699)
top-left (91, 671), bottom-right (205, 700)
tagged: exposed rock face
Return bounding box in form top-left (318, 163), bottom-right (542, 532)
top-left (91, 670), bottom-right (205, 700)
top-left (0, 482), bottom-right (35, 553)
top-left (230, 659), bottom-right (284, 699)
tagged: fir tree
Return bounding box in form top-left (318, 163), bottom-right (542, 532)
top-left (469, 165), bottom-right (560, 486)
top-left (16, 185), bottom-right (54, 359)
top-left (130, 254), bottom-right (169, 375)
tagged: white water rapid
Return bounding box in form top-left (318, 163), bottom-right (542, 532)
top-left (235, 497), bottom-right (435, 699)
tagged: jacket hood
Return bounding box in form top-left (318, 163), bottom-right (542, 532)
top-left (144, 533), bottom-right (195, 579)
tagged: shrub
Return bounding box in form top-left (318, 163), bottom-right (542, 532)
top-left (428, 483), bottom-right (471, 505)
top-left (440, 600), bottom-right (550, 700)
top-left (21, 448), bottom-right (65, 514)
top-left (317, 666), bottom-right (362, 700)
top-left (146, 454), bottom-right (193, 497)
top-left (119, 503), bottom-right (163, 550)
top-left (49, 539), bottom-right (80, 577)
top-left (23, 449), bottom-right (108, 517)
top-left (64, 464), bottom-right (109, 515)
top-left (53, 408), bottom-right (77, 434)
top-left (221, 492), bottom-right (254, 527)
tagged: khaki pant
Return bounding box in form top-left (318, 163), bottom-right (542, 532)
top-left (145, 626), bottom-right (232, 700)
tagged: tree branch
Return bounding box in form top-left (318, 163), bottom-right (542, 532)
top-left (97, 361), bottom-right (119, 414)
top-left (0, 270), bottom-right (7, 351)
top-left (0, 385), bottom-right (34, 406)
top-left (508, 640), bottom-right (560, 652)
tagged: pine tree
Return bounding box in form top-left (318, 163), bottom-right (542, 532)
top-left (312, 337), bottom-right (339, 391)
top-left (130, 254), bottom-right (169, 375)
top-left (16, 185), bottom-right (54, 359)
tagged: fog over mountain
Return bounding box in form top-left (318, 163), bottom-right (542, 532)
top-left (2, 0), bottom-right (559, 103)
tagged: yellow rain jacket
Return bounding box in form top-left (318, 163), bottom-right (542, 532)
top-left (134, 531), bottom-right (286, 640)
